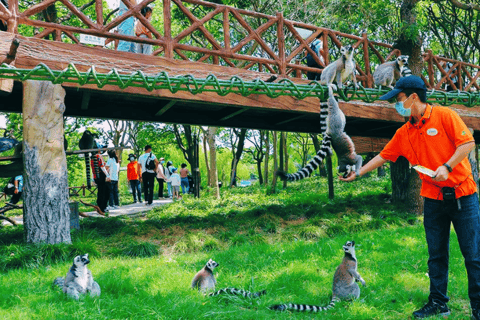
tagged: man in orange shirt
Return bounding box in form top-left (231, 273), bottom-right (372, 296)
top-left (127, 153), bottom-right (142, 203)
top-left (340, 76), bottom-right (480, 319)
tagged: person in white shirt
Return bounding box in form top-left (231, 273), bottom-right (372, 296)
top-left (138, 145), bottom-right (158, 205)
top-left (106, 150), bottom-right (120, 209)
top-left (167, 167), bottom-right (181, 200)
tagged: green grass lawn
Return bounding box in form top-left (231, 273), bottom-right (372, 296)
top-left (0, 176), bottom-right (475, 319)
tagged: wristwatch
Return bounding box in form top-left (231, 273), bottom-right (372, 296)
top-left (443, 163), bottom-right (453, 173)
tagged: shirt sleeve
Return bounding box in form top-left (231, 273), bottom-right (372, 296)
top-left (379, 128), bottom-right (403, 162)
top-left (441, 107), bottom-right (474, 147)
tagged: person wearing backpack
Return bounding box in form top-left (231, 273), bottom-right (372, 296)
top-left (138, 145), bottom-right (158, 205)
top-left (305, 38), bottom-right (324, 81)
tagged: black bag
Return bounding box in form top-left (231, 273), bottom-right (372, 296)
top-left (145, 153), bottom-right (156, 171)
top-left (3, 177), bottom-right (15, 195)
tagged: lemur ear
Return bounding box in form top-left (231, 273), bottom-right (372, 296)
top-left (352, 240), bottom-right (355, 246)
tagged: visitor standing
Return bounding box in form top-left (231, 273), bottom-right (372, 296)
top-left (135, 6), bottom-right (153, 55)
top-left (127, 153), bottom-right (142, 203)
top-left (339, 76), bottom-right (480, 320)
top-left (117, 0), bottom-right (137, 53)
top-left (91, 150), bottom-right (110, 213)
top-left (165, 160), bottom-right (174, 198)
top-left (167, 167), bottom-right (181, 200)
top-left (106, 150), bottom-right (120, 209)
top-left (180, 163), bottom-right (190, 194)
top-left (305, 37), bottom-right (324, 81)
top-left (138, 145), bottom-right (158, 205)
top-left (156, 157), bottom-right (167, 199)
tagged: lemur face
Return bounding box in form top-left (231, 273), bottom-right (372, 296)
top-left (73, 254), bottom-right (90, 266)
top-left (206, 259), bottom-right (219, 270)
top-left (340, 45), bottom-right (354, 58)
top-left (337, 162), bottom-right (355, 178)
top-left (397, 55), bottom-right (409, 66)
top-left (343, 241), bottom-right (355, 254)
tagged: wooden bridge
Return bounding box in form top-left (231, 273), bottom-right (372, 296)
top-left (1, 0), bottom-right (480, 151)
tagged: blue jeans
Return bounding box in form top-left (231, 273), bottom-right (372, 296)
top-left (167, 182), bottom-right (172, 198)
top-left (129, 180), bottom-right (142, 202)
top-left (423, 193), bottom-right (480, 307)
top-left (108, 180), bottom-right (119, 206)
top-left (181, 177), bottom-right (189, 194)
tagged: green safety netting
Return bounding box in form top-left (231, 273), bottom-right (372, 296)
top-left (1, 63), bottom-right (479, 107)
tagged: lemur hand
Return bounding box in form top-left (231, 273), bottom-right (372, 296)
top-left (338, 171), bottom-right (356, 182)
top-left (356, 278), bottom-right (366, 287)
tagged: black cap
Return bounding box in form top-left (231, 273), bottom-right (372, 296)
top-left (379, 75), bottom-right (427, 100)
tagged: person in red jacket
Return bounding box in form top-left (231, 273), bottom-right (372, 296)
top-left (127, 153), bottom-right (142, 203)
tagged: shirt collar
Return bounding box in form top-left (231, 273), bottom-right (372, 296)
top-left (407, 104), bottom-right (433, 129)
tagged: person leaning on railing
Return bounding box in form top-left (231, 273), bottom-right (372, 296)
top-left (135, 6), bottom-right (153, 55)
top-left (339, 75), bottom-right (480, 320)
top-left (117, 0), bottom-right (137, 53)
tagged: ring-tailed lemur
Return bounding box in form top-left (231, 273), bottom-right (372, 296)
top-left (320, 45), bottom-right (358, 90)
top-left (277, 101), bottom-right (332, 181)
top-left (373, 55), bottom-right (409, 89)
top-left (209, 287), bottom-right (267, 298)
top-left (269, 240), bottom-right (366, 313)
top-left (192, 259), bottom-right (266, 298)
top-left (278, 85), bottom-right (361, 181)
top-left (53, 254), bottom-right (101, 300)
top-left (400, 64), bottom-right (412, 77)
top-left (192, 259), bottom-right (219, 292)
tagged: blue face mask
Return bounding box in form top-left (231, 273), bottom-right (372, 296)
top-left (395, 101), bottom-right (411, 117)
top-left (161, 160), bottom-right (165, 164)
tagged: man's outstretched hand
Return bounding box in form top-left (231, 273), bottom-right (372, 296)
top-left (339, 171), bottom-right (356, 182)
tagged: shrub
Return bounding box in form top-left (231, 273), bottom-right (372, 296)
top-left (122, 242), bottom-right (160, 258)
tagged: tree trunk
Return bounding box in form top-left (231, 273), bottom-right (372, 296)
top-left (391, 156), bottom-right (423, 214)
top-left (378, 164), bottom-right (386, 177)
top-left (269, 131), bottom-right (278, 194)
top-left (203, 131), bottom-right (210, 186)
top-left (264, 131), bottom-right (269, 185)
top-left (326, 154), bottom-right (334, 199)
top-left (207, 127), bottom-right (219, 198)
top-left (23, 80), bottom-right (71, 244)
top-left (256, 161), bottom-right (263, 185)
top-left (229, 129), bottom-right (247, 187)
top-left (283, 132), bottom-right (288, 189)
top-left (394, 0), bottom-right (423, 76)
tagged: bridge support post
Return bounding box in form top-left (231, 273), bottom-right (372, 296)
top-left (22, 80), bottom-right (71, 244)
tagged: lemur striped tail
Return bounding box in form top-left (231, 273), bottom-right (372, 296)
top-left (269, 297), bottom-right (339, 312)
top-left (277, 101), bottom-right (332, 182)
top-left (85, 153), bottom-right (92, 189)
top-left (209, 288), bottom-right (266, 298)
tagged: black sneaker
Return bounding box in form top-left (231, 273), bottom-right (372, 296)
top-left (413, 300), bottom-right (450, 318)
top-left (473, 307), bottom-right (480, 320)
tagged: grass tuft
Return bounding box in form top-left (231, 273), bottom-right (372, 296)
top-left (122, 242), bottom-right (160, 258)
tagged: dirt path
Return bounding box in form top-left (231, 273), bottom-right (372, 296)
top-left (1, 198), bottom-right (172, 226)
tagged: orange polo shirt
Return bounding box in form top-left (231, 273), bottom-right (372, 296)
top-left (380, 104), bottom-right (476, 200)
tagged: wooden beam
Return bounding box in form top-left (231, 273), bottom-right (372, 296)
top-left (155, 100), bottom-right (176, 116)
top-left (219, 108), bottom-right (247, 121)
top-left (275, 114), bottom-right (306, 125)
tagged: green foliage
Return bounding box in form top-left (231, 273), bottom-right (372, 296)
top-left (122, 242), bottom-right (160, 258)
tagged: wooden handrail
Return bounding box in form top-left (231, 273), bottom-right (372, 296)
top-left (1, 0), bottom-right (478, 91)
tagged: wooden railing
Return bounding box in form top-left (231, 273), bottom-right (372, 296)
top-left (1, 0), bottom-right (479, 91)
